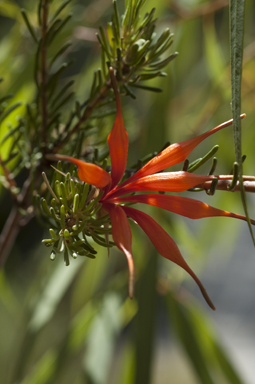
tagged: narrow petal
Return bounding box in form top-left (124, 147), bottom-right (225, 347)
top-left (122, 206), bottom-right (215, 310)
top-left (113, 115), bottom-right (246, 189)
top-left (106, 172), bottom-right (214, 198)
top-left (107, 75), bottom-right (129, 188)
top-left (103, 202), bottom-right (135, 298)
top-left (46, 154), bottom-right (111, 188)
top-left (110, 193), bottom-right (255, 224)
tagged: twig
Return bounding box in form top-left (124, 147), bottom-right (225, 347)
top-left (197, 175), bottom-right (255, 193)
top-left (0, 155), bottom-right (18, 201)
top-left (0, 206), bottom-right (22, 269)
top-left (0, 176), bottom-right (32, 268)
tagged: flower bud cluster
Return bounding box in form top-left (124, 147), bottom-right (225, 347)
top-left (37, 163), bottom-right (112, 265)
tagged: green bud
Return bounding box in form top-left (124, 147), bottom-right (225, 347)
top-left (60, 205), bottom-right (66, 228)
top-left (73, 193), bottom-right (79, 214)
top-left (64, 229), bottom-right (70, 240)
top-left (60, 182), bottom-right (68, 206)
top-left (41, 198), bottom-right (52, 216)
top-left (49, 228), bottom-right (59, 240)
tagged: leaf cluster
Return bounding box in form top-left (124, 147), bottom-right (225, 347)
top-left (97, 0), bottom-right (178, 97)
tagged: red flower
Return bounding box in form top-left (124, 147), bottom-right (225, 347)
top-left (57, 77), bottom-right (251, 310)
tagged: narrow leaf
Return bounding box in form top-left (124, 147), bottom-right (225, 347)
top-left (0, 103), bottom-right (22, 124)
top-left (21, 8), bottom-right (38, 43)
top-left (129, 83), bottom-right (162, 92)
top-left (50, 0), bottom-right (72, 23)
top-left (49, 41), bottom-right (72, 67)
top-left (230, 0), bottom-right (255, 244)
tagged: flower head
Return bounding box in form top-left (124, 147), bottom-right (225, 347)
top-left (54, 70), bottom-right (251, 310)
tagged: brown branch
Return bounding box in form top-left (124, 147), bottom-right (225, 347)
top-left (0, 155), bottom-right (18, 201)
top-left (0, 176), bottom-right (33, 268)
top-left (197, 175), bottom-right (255, 193)
top-left (0, 206), bottom-right (22, 269)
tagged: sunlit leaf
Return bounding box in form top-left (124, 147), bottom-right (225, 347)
top-left (29, 259), bottom-right (82, 332)
top-left (83, 293), bottom-right (122, 384)
top-left (166, 293), bottom-right (245, 384)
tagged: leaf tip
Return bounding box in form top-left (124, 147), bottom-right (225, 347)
top-left (200, 286), bottom-right (216, 310)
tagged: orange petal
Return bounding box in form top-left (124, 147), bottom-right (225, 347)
top-left (49, 154), bottom-right (111, 188)
top-left (115, 115), bottom-right (246, 189)
top-left (107, 79), bottom-right (129, 188)
top-left (110, 193), bottom-right (255, 224)
top-left (107, 172), bottom-right (214, 198)
top-left (103, 202), bottom-right (135, 298)
top-left (122, 206), bottom-right (215, 310)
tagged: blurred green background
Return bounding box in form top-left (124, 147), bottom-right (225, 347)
top-left (1, 0), bottom-right (255, 383)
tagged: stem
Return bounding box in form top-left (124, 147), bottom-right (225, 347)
top-left (196, 176), bottom-right (255, 193)
top-left (0, 177), bottom-right (35, 268)
top-left (0, 155), bottom-right (18, 201)
top-left (0, 206), bottom-right (22, 269)
top-left (41, 0), bottom-right (49, 146)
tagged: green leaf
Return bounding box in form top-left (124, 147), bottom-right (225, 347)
top-left (133, 248), bottom-right (158, 384)
top-left (20, 350), bottom-right (57, 384)
top-left (0, 102), bottom-right (22, 124)
top-left (20, 8), bottom-right (38, 44)
top-left (47, 62), bottom-right (73, 95)
top-left (0, 0), bottom-right (21, 19)
top-left (37, 0), bottom-right (43, 25)
top-left (50, 80), bottom-right (74, 106)
top-left (149, 28), bottom-right (172, 57)
top-left (112, 0), bottom-right (121, 44)
top-left (166, 294), bottom-right (215, 383)
top-left (166, 294), bottom-right (245, 384)
top-left (28, 259), bottom-right (83, 332)
top-left (97, 27), bottom-right (112, 60)
top-left (83, 293), bottom-right (122, 384)
top-left (123, 84), bottom-right (137, 99)
top-left (139, 7), bottom-right (156, 30)
top-left (149, 52), bottom-right (178, 70)
top-left (188, 145), bottom-right (219, 173)
top-left (230, 0), bottom-right (255, 245)
top-left (68, 301), bottom-right (98, 352)
top-left (0, 94), bottom-right (14, 104)
top-left (49, 0), bottom-right (72, 24)
top-left (129, 83), bottom-right (162, 92)
top-left (48, 13), bottom-right (72, 45)
top-left (51, 92), bottom-right (74, 115)
top-left (0, 124), bottom-right (20, 145)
